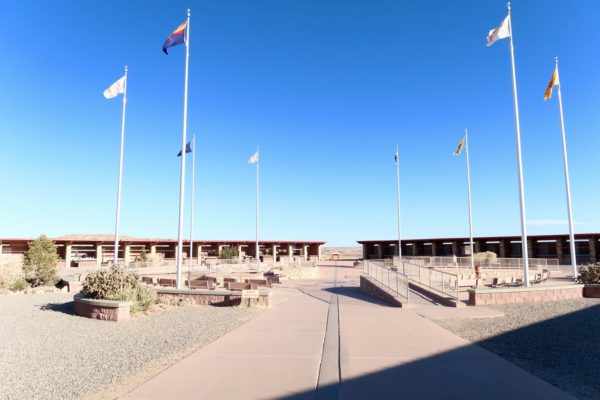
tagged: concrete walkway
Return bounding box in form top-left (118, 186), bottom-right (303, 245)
top-left (122, 265), bottom-right (574, 400)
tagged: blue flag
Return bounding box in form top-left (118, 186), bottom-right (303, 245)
top-left (177, 139), bottom-right (193, 157)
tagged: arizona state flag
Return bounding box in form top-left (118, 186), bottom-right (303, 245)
top-left (544, 66), bottom-right (560, 101)
top-left (453, 137), bottom-right (465, 156)
top-left (163, 21), bottom-right (187, 54)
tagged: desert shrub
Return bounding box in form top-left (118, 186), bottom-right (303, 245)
top-left (132, 285), bottom-right (156, 312)
top-left (23, 235), bottom-right (59, 287)
top-left (81, 265), bottom-right (138, 299)
top-left (9, 278), bottom-right (27, 292)
top-left (577, 263), bottom-right (600, 284)
top-left (474, 251), bottom-right (497, 264)
top-left (0, 265), bottom-right (22, 291)
top-left (143, 252), bottom-right (163, 267)
top-left (106, 286), bottom-right (156, 313)
top-left (218, 246), bottom-right (238, 260)
top-left (139, 248), bottom-right (148, 262)
top-left (82, 265), bottom-right (155, 313)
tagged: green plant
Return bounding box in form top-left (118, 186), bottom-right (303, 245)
top-left (578, 263), bottom-right (600, 284)
top-left (81, 265), bottom-right (139, 299)
top-left (82, 266), bottom-right (155, 313)
top-left (218, 245), bottom-right (238, 260)
top-left (139, 248), bottom-right (148, 262)
top-left (132, 285), bottom-right (156, 312)
top-left (106, 286), bottom-right (156, 313)
top-left (0, 265), bottom-right (22, 291)
top-left (9, 278), bottom-right (27, 292)
top-left (23, 235), bottom-right (59, 287)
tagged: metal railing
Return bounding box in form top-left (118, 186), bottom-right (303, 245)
top-left (402, 256), bottom-right (560, 270)
top-left (394, 258), bottom-right (459, 300)
top-left (363, 259), bottom-right (409, 301)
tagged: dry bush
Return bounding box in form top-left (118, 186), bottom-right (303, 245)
top-left (0, 265), bottom-right (23, 292)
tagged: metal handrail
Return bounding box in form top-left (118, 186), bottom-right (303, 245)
top-left (402, 256), bottom-right (560, 269)
top-left (363, 259), bottom-right (409, 301)
top-left (393, 258), bottom-right (459, 300)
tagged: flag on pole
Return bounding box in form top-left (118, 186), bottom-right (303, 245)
top-left (453, 137), bottom-right (465, 155)
top-left (162, 21), bottom-right (187, 54)
top-left (103, 76), bottom-right (126, 99)
top-left (177, 138), bottom-right (193, 156)
top-left (486, 16), bottom-right (510, 47)
top-left (248, 151), bottom-right (259, 164)
top-left (544, 66), bottom-right (560, 101)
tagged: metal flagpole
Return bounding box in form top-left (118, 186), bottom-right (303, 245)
top-left (507, 2), bottom-right (531, 286)
top-left (395, 144), bottom-right (402, 260)
top-left (255, 146), bottom-right (260, 271)
top-left (465, 129), bottom-right (475, 271)
top-left (114, 65), bottom-right (128, 264)
top-left (176, 9), bottom-right (191, 289)
top-left (188, 134), bottom-right (196, 286)
top-left (554, 58), bottom-right (578, 279)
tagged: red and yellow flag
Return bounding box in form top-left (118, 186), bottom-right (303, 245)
top-left (544, 66), bottom-right (560, 101)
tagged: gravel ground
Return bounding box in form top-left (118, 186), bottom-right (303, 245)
top-left (433, 299), bottom-right (600, 400)
top-left (0, 293), bottom-right (262, 400)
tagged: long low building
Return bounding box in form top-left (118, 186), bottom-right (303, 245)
top-left (0, 236), bottom-right (325, 268)
top-left (358, 233), bottom-right (600, 264)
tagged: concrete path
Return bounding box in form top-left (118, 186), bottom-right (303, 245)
top-left (122, 265), bottom-right (574, 400)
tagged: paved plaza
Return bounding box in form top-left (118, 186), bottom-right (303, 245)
top-left (122, 265), bottom-right (574, 400)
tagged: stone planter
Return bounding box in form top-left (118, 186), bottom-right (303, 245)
top-left (583, 284), bottom-right (600, 298)
top-left (74, 294), bottom-right (131, 322)
top-left (468, 284), bottom-right (584, 306)
top-left (156, 288), bottom-right (272, 308)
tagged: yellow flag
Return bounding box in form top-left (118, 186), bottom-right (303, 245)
top-left (544, 66), bottom-right (560, 101)
top-left (453, 137), bottom-right (465, 156)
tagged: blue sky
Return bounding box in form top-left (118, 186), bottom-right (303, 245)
top-left (1, 0), bottom-right (599, 246)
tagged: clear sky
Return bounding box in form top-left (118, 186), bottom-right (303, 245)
top-left (1, 0), bottom-right (599, 246)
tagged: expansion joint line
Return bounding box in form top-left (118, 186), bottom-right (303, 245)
top-left (316, 265), bottom-right (341, 400)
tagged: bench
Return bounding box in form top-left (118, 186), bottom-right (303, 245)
top-left (227, 282), bottom-right (258, 291)
top-left (185, 280), bottom-right (214, 289)
top-left (245, 279), bottom-right (272, 288)
top-left (158, 278), bottom-right (176, 287)
top-left (198, 275), bottom-right (217, 283)
top-left (141, 276), bottom-right (154, 285)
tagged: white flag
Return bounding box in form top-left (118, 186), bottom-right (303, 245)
top-left (103, 76), bottom-right (126, 99)
top-left (486, 16), bottom-right (510, 47)
top-left (248, 151), bottom-right (259, 164)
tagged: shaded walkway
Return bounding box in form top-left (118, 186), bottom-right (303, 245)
top-left (122, 265), bottom-right (574, 400)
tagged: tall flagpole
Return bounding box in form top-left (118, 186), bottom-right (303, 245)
top-left (114, 65), bottom-right (128, 264)
top-left (255, 146), bottom-right (260, 271)
top-left (188, 134), bottom-right (196, 285)
top-left (176, 9), bottom-right (191, 289)
top-left (507, 2), bottom-right (531, 286)
top-left (395, 144), bottom-right (402, 259)
top-left (555, 57), bottom-right (577, 279)
top-left (465, 129), bottom-right (475, 271)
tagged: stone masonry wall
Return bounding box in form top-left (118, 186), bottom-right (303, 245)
top-left (156, 290), bottom-right (272, 308)
top-left (360, 275), bottom-right (405, 307)
top-left (469, 285), bottom-right (584, 306)
top-left (74, 300), bottom-right (130, 322)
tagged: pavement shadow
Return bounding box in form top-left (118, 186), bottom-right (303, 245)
top-left (323, 286), bottom-right (393, 307)
top-left (39, 301), bottom-right (75, 315)
top-left (275, 303), bottom-right (600, 400)
top-left (471, 303), bottom-right (600, 400)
